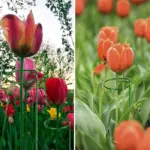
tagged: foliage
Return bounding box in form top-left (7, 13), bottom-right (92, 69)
top-left (45, 0), bottom-right (74, 63)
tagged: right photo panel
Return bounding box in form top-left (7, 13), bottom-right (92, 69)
top-left (75, 0), bottom-right (150, 150)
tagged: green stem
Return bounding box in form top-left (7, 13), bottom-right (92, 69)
top-left (24, 89), bottom-right (27, 137)
top-left (69, 123), bottom-right (71, 150)
top-left (115, 73), bottom-right (119, 127)
top-left (35, 80), bottom-right (38, 150)
top-left (122, 72), bottom-right (125, 113)
top-left (56, 105), bottom-right (59, 150)
top-left (20, 57), bottom-right (24, 150)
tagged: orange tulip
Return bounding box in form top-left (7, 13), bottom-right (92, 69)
top-left (134, 18), bottom-right (147, 37)
top-left (98, 26), bottom-right (118, 43)
top-left (97, 39), bottom-right (113, 61)
top-left (114, 120), bottom-right (144, 150)
top-left (106, 43), bottom-right (134, 72)
top-left (97, 0), bottom-right (113, 14)
top-left (76, 0), bottom-right (85, 16)
top-left (116, 0), bottom-right (131, 17)
top-left (131, 0), bottom-right (145, 5)
top-left (145, 18), bottom-right (150, 43)
top-left (0, 10), bottom-right (43, 57)
top-left (137, 128), bottom-right (150, 150)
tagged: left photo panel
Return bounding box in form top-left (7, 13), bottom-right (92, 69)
top-left (0, 0), bottom-right (74, 150)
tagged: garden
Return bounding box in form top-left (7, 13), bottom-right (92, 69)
top-left (76, 0), bottom-right (150, 150)
top-left (0, 0), bottom-right (74, 150)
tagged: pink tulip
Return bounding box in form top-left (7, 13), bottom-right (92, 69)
top-left (15, 58), bottom-right (43, 89)
top-left (28, 88), bottom-right (47, 105)
top-left (0, 10), bottom-right (43, 57)
top-left (0, 89), bottom-right (7, 102)
top-left (67, 113), bottom-right (74, 130)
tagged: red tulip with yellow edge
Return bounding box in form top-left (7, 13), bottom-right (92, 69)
top-left (94, 39), bottom-right (113, 74)
top-left (0, 10), bottom-right (43, 57)
top-left (98, 26), bottom-right (118, 43)
top-left (136, 128), bottom-right (150, 150)
top-left (114, 120), bottom-right (144, 150)
top-left (116, 0), bottom-right (131, 17)
top-left (106, 43), bottom-right (134, 73)
top-left (134, 18), bottom-right (147, 37)
top-left (97, 0), bottom-right (113, 14)
top-left (145, 18), bottom-right (150, 43)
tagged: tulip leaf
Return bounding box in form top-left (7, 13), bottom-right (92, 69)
top-left (140, 99), bottom-right (150, 126)
top-left (76, 100), bottom-right (106, 147)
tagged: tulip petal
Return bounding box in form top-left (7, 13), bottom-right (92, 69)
top-left (107, 47), bottom-right (120, 72)
top-left (25, 10), bottom-right (36, 48)
top-left (94, 64), bottom-right (106, 74)
top-left (0, 14), bottom-right (25, 55)
top-left (28, 23), bottom-right (43, 56)
top-left (125, 48), bottom-right (134, 68)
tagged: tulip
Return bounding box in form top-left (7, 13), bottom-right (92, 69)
top-left (67, 113), bottom-right (74, 130)
top-left (137, 128), bottom-right (150, 150)
top-left (3, 104), bottom-right (15, 117)
top-left (116, 0), bottom-right (130, 17)
top-left (97, 0), bottom-right (113, 14)
top-left (106, 43), bottom-right (134, 72)
top-left (0, 10), bottom-right (43, 57)
top-left (114, 120), bottom-right (144, 150)
top-left (47, 107), bottom-right (61, 119)
top-left (98, 26), bottom-right (118, 43)
top-left (131, 0), bottom-right (145, 5)
top-left (46, 78), bottom-right (68, 105)
top-left (28, 88), bottom-right (47, 105)
top-left (134, 19), bottom-right (147, 37)
top-left (15, 58), bottom-right (43, 89)
top-left (145, 18), bottom-right (150, 43)
top-left (76, 0), bottom-right (85, 16)
top-left (8, 116), bottom-right (14, 124)
top-left (0, 89), bottom-right (7, 102)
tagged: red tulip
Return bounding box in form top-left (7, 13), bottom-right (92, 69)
top-left (106, 43), bottom-right (134, 72)
top-left (28, 88), bottom-right (46, 105)
top-left (15, 58), bottom-right (43, 89)
top-left (76, 0), bottom-right (85, 16)
top-left (97, 0), bottom-right (113, 14)
top-left (137, 128), bottom-right (150, 150)
top-left (116, 0), bottom-right (130, 17)
top-left (46, 78), bottom-right (68, 105)
top-left (0, 10), bottom-right (43, 57)
top-left (3, 104), bottom-right (15, 117)
top-left (145, 18), bottom-right (150, 43)
top-left (0, 89), bottom-right (7, 102)
top-left (67, 113), bottom-right (74, 130)
top-left (98, 26), bottom-right (118, 43)
top-left (134, 18), bottom-right (147, 37)
top-left (114, 120), bottom-right (144, 150)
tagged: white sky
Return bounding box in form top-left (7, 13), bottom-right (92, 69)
top-left (0, 0), bottom-right (75, 49)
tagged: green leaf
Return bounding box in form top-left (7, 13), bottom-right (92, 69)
top-left (140, 99), bottom-right (150, 126)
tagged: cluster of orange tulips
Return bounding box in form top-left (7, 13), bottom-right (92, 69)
top-left (114, 120), bottom-right (150, 150)
top-left (76, 0), bottom-right (146, 16)
top-left (94, 26), bottom-right (134, 74)
top-left (134, 17), bottom-right (150, 42)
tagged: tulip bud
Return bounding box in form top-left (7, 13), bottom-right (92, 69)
top-left (116, 0), bottom-right (130, 17)
top-left (131, 0), bottom-right (145, 5)
top-left (8, 116), bottom-right (14, 124)
top-left (46, 78), bottom-right (68, 105)
top-left (97, 0), bottom-right (113, 14)
top-left (134, 19), bottom-right (147, 37)
top-left (76, 0), bottom-right (85, 16)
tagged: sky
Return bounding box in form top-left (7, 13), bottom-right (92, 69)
top-left (0, 0), bottom-right (75, 49)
